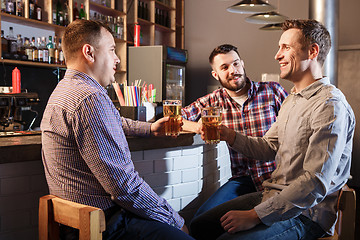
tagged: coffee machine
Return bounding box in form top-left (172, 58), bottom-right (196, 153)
top-left (0, 89), bottom-right (40, 134)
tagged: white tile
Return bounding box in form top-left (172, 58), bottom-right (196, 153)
top-left (134, 160), bottom-right (154, 175)
top-left (143, 148), bottom-right (182, 160)
top-left (144, 171), bottom-right (182, 188)
top-left (131, 151), bottom-right (144, 161)
top-left (152, 186), bottom-right (173, 200)
top-left (181, 168), bottom-right (200, 183)
top-left (173, 181), bottom-right (199, 198)
top-left (154, 158), bottom-right (173, 173)
top-left (173, 155), bottom-right (199, 170)
top-left (166, 198), bottom-right (181, 211)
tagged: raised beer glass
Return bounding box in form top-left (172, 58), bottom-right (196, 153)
top-left (201, 107), bottom-right (222, 144)
top-left (163, 100), bottom-right (182, 136)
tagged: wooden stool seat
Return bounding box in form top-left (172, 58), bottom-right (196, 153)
top-left (318, 185), bottom-right (356, 240)
top-left (39, 195), bottom-right (106, 240)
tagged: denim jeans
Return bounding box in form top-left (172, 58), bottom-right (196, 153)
top-left (193, 176), bottom-right (256, 218)
top-left (190, 192), bottom-right (325, 240)
top-left (60, 207), bottom-right (194, 240)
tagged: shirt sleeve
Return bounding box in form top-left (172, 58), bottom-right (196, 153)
top-left (254, 98), bottom-right (354, 225)
top-left (181, 93), bottom-right (214, 121)
top-left (72, 92), bottom-right (184, 229)
top-left (121, 117), bottom-right (151, 136)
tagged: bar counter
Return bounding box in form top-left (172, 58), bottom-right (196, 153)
top-left (0, 132), bottom-right (198, 164)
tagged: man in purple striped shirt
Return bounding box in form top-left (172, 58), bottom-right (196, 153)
top-left (182, 44), bottom-right (288, 218)
top-left (41, 20), bottom-right (193, 240)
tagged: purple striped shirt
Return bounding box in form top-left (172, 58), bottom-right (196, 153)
top-left (41, 69), bottom-right (184, 229)
top-left (182, 79), bottom-right (288, 190)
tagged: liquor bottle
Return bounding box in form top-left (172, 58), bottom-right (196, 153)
top-left (73, 1), bottom-right (79, 21)
top-left (55, 0), bottom-right (63, 25)
top-left (36, 37), bottom-right (42, 62)
top-left (1, 30), bottom-right (8, 57)
top-left (31, 37), bottom-right (38, 62)
top-left (15, 0), bottom-right (22, 16)
top-left (5, 0), bottom-right (15, 14)
top-left (58, 38), bottom-right (64, 65)
top-left (63, 0), bottom-right (69, 26)
top-left (16, 34), bottom-right (24, 55)
top-left (24, 37), bottom-right (33, 61)
top-left (54, 35), bottom-right (59, 64)
top-left (41, 37), bottom-right (48, 62)
top-left (33, 0), bottom-right (42, 21)
top-left (117, 16), bottom-right (124, 40)
top-left (1, 0), bottom-right (6, 12)
top-left (79, 3), bottom-right (85, 20)
top-left (6, 27), bottom-right (17, 54)
top-left (29, 0), bottom-right (34, 19)
top-left (47, 36), bottom-right (54, 64)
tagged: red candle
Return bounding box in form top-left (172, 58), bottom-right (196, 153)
top-left (134, 24), bottom-right (140, 47)
top-left (12, 67), bottom-right (21, 93)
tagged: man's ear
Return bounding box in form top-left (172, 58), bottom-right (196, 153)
top-left (309, 43), bottom-right (319, 61)
top-left (82, 44), bottom-right (95, 62)
top-left (212, 70), bottom-right (219, 81)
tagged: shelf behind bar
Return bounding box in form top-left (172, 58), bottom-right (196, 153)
top-left (0, 13), bottom-right (66, 32)
top-left (0, 59), bottom-right (66, 69)
top-left (90, 2), bottom-right (126, 16)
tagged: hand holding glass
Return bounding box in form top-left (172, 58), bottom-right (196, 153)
top-left (201, 107), bottom-right (222, 144)
top-left (163, 100), bottom-right (182, 136)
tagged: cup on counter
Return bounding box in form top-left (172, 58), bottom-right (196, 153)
top-left (201, 107), bottom-right (222, 144)
top-left (163, 100), bottom-right (182, 136)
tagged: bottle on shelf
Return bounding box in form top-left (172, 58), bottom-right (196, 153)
top-left (63, 0), bottom-right (69, 26)
top-left (15, 0), bottom-right (23, 16)
top-left (5, 0), bottom-right (15, 15)
top-left (1, 0), bottom-right (6, 13)
top-left (16, 34), bottom-right (25, 59)
top-left (33, 0), bottom-right (42, 21)
top-left (47, 35), bottom-right (54, 64)
top-left (29, 0), bottom-right (35, 19)
top-left (54, 35), bottom-right (59, 64)
top-left (116, 16), bottom-right (124, 40)
top-left (36, 37), bottom-right (42, 62)
top-left (58, 38), bottom-right (64, 65)
top-left (55, 0), bottom-right (64, 25)
top-left (24, 37), bottom-right (33, 61)
top-left (79, 3), bottom-right (86, 20)
top-left (41, 36), bottom-right (48, 63)
top-left (73, 1), bottom-right (79, 21)
top-left (6, 27), bottom-right (17, 55)
top-left (1, 30), bottom-right (8, 57)
top-left (31, 37), bottom-right (38, 62)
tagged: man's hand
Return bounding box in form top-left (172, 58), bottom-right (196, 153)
top-left (219, 125), bottom-right (236, 145)
top-left (220, 209), bottom-right (261, 234)
top-left (182, 119), bottom-right (202, 134)
top-left (181, 224), bottom-right (189, 234)
top-left (150, 116), bottom-right (183, 137)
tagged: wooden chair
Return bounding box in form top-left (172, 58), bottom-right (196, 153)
top-left (39, 195), bottom-right (106, 240)
top-left (318, 185), bottom-right (356, 240)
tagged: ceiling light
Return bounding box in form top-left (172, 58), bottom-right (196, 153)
top-left (259, 23), bottom-right (283, 30)
top-left (245, 11), bottom-right (287, 24)
top-left (227, 0), bottom-right (275, 14)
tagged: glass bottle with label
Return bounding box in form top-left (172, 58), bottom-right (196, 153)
top-left (56, 0), bottom-right (63, 25)
top-left (33, 0), bottom-right (42, 21)
top-left (24, 38), bottom-right (32, 61)
top-left (41, 37), bottom-right (48, 62)
top-left (31, 37), bottom-right (38, 61)
top-left (54, 35), bottom-right (59, 64)
top-left (36, 37), bottom-right (42, 62)
top-left (15, 0), bottom-right (22, 16)
top-left (6, 27), bottom-right (17, 54)
top-left (59, 38), bottom-right (64, 65)
top-left (5, 0), bottom-right (15, 14)
top-left (47, 35), bottom-right (54, 64)
top-left (73, 1), bottom-right (79, 21)
top-left (79, 3), bottom-right (86, 19)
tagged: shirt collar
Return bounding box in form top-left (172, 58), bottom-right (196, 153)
top-left (64, 69), bottom-right (108, 94)
top-left (290, 77), bottom-right (330, 100)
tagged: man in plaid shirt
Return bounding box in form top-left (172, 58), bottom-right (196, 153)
top-left (182, 44), bottom-right (288, 217)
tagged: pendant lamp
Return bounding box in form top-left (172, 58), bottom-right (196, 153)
top-left (245, 11), bottom-right (287, 24)
top-left (227, 0), bottom-right (275, 14)
top-left (259, 23), bottom-right (282, 30)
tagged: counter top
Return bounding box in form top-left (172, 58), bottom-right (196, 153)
top-left (0, 132), bottom-right (200, 164)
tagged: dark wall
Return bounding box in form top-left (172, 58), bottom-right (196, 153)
top-left (0, 63), bottom-right (64, 129)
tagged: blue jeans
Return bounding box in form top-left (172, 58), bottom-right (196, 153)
top-left (60, 207), bottom-right (194, 240)
top-left (194, 176), bottom-right (256, 218)
top-left (190, 192), bottom-right (325, 240)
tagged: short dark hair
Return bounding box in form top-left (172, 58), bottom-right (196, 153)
top-left (282, 19), bottom-right (331, 66)
top-left (209, 44), bottom-right (240, 65)
top-left (62, 20), bottom-right (112, 62)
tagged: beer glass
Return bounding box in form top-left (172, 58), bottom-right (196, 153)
top-left (163, 100), bottom-right (182, 136)
top-left (201, 107), bottom-right (222, 144)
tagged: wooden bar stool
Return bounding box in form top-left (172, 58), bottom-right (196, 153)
top-left (318, 185), bottom-right (356, 240)
top-left (39, 195), bottom-right (106, 240)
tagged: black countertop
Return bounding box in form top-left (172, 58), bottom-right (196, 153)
top-left (0, 132), bottom-right (199, 164)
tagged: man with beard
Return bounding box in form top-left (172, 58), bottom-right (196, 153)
top-left (181, 44), bottom-right (288, 217)
top-left (190, 20), bottom-right (355, 240)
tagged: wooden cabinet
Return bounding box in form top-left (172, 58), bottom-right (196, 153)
top-left (0, 0), bottom-right (128, 83)
top-left (127, 0), bottom-right (184, 49)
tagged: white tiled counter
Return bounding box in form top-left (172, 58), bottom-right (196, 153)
top-left (0, 133), bottom-right (231, 239)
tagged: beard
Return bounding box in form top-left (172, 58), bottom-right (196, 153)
top-left (218, 74), bottom-right (247, 92)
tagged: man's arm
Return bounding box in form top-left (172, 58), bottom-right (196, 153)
top-left (220, 209), bottom-right (261, 233)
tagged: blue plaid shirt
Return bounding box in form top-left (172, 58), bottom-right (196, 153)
top-left (41, 69), bottom-right (184, 229)
top-left (182, 79), bottom-right (288, 190)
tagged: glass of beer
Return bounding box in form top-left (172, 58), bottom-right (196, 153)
top-left (201, 107), bottom-right (222, 144)
top-left (163, 100), bottom-right (182, 137)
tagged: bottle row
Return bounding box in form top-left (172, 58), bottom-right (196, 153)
top-left (1, 0), bottom-right (43, 20)
top-left (90, 12), bottom-right (125, 40)
top-left (138, 1), bottom-right (171, 28)
top-left (1, 26), bottom-right (64, 65)
top-left (53, 0), bottom-right (86, 26)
